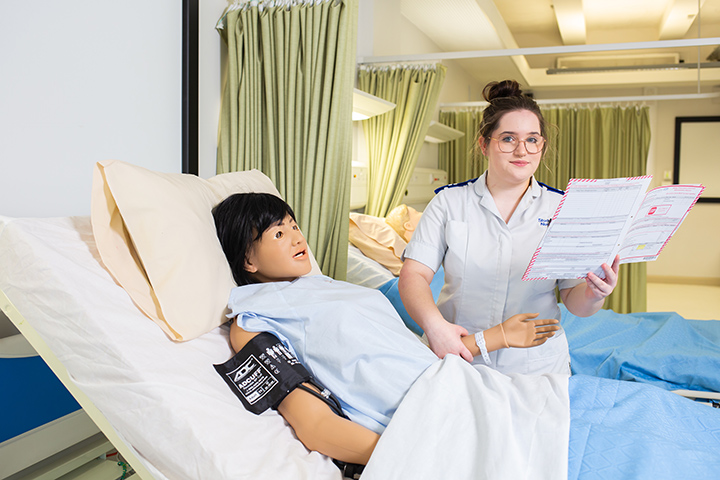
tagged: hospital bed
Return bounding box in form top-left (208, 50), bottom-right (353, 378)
top-left (2, 162), bottom-right (719, 479)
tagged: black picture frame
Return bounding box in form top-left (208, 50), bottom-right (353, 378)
top-left (182, 0), bottom-right (199, 175)
top-left (673, 116), bottom-right (720, 203)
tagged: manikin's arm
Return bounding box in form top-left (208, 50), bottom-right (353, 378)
top-left (460, 313), bottom-right (560, 356)
top-left (398, 258), bottom-right (473, 362)
top-left (561, 255), bottom-right (620, 317)
top-left (399, 259), bottom-right (560, 361)
top-left (230, 324), bottom-right (379, 465)
top-left (277, 386), bottom-right (379, 465)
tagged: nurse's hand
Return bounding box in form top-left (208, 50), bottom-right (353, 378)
top-left (585, 255), bottom-right (620, 300)
top-left (500, 313), bottom-right (560, 348)
top-left (425, 320), bottom-right (473, 362)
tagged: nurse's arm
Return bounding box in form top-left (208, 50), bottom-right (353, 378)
top-left (230, 324), bottom-right (379, 465)
top-left (398, 258), bottom-right (473, 362)
top-left (560, 255), bottom-right (620, 317)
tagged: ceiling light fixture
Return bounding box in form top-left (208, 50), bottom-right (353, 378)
top-left (546, 62), bottom-right (720, 75)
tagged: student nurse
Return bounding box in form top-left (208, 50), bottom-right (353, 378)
top-left (399, 80), bottom-right (620, 375)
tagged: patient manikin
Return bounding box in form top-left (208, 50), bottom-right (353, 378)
top-left (212, 193), bottom-right (561, 468)
top-left (384, 204), bottom-right (422, 242)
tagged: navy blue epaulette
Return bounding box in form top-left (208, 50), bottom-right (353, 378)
top-left (434, 177), bottom-right (480, 194)
top-left (538, 181), bottom-right (564, 195)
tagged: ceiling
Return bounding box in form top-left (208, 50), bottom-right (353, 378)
top-left (368, 0), bottom-right (720, 99)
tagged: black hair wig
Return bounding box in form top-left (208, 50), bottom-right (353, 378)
top-left (212, 193), bottom-right (297, 286)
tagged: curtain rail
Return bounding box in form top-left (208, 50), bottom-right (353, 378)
top-left (439, 92), bottom-right (720, 108)
top-left (358, 38), bottom-right (720, 64)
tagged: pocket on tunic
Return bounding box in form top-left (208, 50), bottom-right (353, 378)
top-left (444, 221), bottom-right (468, 277)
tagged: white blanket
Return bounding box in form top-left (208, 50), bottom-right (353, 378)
top-left (363, 355), bottom-right (570, 480)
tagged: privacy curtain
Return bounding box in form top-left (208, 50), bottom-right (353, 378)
top-left (357, 64), bottom-right (447, 218)
top-left (216, 0), bottom-right (358, 280)
top-left (439, 105), bottom-right (651, 313)
top-left (438, 109), bottom-right (483, 184)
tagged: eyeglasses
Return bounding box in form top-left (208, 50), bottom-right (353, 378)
top-left (490, 135), bottom-right (545, 154)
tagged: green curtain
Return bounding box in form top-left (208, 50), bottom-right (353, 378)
top-left (357, 64), bottom-right (447, 217)
top-left (438, 105), bottom-right (651, 313)
top-left (438, 109), bottom-right (483, 184)
top-left (216, 0), bottom-right (358, 280)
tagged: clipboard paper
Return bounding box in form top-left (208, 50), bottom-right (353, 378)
top-left (523, 176), bottom-right (704, 281)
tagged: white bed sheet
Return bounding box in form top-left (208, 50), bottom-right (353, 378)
top-left (364, 355), bottom-right (569, 480)
top-left (346, 243), bottom-right (394, 289)
top-left (0, 216), bottom-right (341, 480)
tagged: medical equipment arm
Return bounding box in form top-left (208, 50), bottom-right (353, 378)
top-left (398, 258), bottom-right (472, 362)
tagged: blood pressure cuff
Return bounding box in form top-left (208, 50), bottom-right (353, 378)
top-left (214, 332), bottom-right (317, 415)
top-left (214, 332), bottom-right (364, 478)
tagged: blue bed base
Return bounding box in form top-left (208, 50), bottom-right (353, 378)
top-left (0, 354), bottom-right (81, 444)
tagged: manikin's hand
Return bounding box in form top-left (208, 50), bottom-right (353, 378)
top-left (585, 255), bottom-right (620, 301)
top-left (425, 320), bottom-right (473, 362)
top-left (500, 313), bottom-right (560, 348)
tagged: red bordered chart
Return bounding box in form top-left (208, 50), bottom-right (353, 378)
top-left (523, 176), bottom-right (704, 281)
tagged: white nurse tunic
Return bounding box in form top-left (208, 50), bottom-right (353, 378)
top-left (404, 172), bottom-right (583, 375)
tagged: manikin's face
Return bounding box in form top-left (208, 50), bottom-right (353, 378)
top-left (245, 215), bottom-right (312, 283)
top-left (481, 109), bottom-right (543, 187)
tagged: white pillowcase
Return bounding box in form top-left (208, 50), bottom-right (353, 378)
top-left (91, 159), bottom-right (320, 341)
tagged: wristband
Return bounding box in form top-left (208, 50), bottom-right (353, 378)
top-left (474, 331), bottom-right (492, 365)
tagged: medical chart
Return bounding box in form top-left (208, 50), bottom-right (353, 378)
top-left (523, 176), bottom-right (704, 280)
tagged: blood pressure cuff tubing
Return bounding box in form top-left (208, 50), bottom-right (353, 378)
top-left (214, 332), bottom-right (335, 415)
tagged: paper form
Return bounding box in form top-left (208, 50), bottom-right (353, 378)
top-left (523, 177), bottom-right (704, 280)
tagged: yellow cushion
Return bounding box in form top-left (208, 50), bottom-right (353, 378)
top-left (91, 159), bottom-right (320, 341)
top-left (348, 213), bottom-right (407, 276)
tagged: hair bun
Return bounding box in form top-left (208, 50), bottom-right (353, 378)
top-left (482, 80), bottom-right (523, 102)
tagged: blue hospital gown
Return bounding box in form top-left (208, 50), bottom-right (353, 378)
top-left (228, 275), bottom-right (437, 434)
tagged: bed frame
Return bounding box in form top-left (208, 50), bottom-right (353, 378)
top-left (0, 289), bottom-right (152, 480)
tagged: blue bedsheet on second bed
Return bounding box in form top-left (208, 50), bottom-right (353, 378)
top-left (562, 305), bottom-right (720, 392)
top-left (568, 374), bottom-right (720, 480)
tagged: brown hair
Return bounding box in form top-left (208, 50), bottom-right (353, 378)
top-left (477, 80), bottom-right (547, 153)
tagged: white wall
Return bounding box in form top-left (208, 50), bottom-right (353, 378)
top-left (645, 99), bottom-right (720, 282)
top-left (199, 1), bottom-right (231, 179)
top-left (0, 1), bottom-right (184, 217)
top-left (0, 1), bottom-right (228, 335)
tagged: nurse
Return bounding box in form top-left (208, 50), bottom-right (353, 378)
top-left (398, 79), bottom-right (620, 375)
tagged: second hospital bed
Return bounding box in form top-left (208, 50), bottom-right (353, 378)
top-left (2, 162), bottom-right (720, 479)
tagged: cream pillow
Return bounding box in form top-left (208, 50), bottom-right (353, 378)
top-left (91, 160), bottom-right (321, 341)
top-left (348, 213), bottom-right (407, 276)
